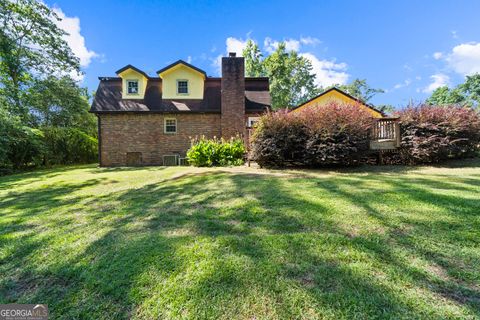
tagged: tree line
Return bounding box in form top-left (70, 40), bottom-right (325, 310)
top-left (0, 0), bottom-right (97, 173)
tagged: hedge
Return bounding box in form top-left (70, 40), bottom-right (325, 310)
top-left (251, 103), bottom-right (375, 167)
top-left (395, 105), bottom-right (480, 164)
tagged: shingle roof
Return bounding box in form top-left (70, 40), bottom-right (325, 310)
top-left (115, 65), bottom-right (149, 78)
top-left (156, 60), bottom-right (207, 77)
top-left (90, 77), bottom-right (271, 113)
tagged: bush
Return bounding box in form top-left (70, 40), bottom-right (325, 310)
top-left (251, 103), bottom-right (374, 167)
top-left (396, 105), bottom-right (480, 164)
top-left (187, 136), bottom-right (245, 167)
top-left (0, 114), bottom-right (98, 174)
top-left (41, 127), bottom-right (98, 165)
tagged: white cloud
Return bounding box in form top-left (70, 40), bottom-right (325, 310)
top-left (264, 37), bottom-right (302, 53)
top-left (186, 56), bottom-right (192, 63)
top-left (226, 37), bottom-right (249, 56)
top-left (300, 52), bottom-right (349, 87)
top-left (264, 36), bottom-right (321, 53)
top-left (300, 36), bottom-right (321, 46)
top-left (393, 79), bottom-right (411, 90)
top-left (423, 73), bottom-right (449, 93)
top-left (52, 8), bottom-right (98, 69)
top-left (444, 42), bottom-right (480, 76)
top-left (216, 36), bottom-right (349, 85)
top-left (210, 37), bottom-right (250, 75)
top-left (433, 52), bottom-right (443, 60)
top-left (211, 54), bottom-right (222, 75)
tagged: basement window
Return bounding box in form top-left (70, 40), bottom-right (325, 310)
top-left (164, 118), bottom-right (177, 134)
top-left (127, 80), bottom-right (139, 94)
top-left (177, 80), bottom-right (188, 94)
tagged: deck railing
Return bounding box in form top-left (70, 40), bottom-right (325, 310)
top-left (370, 117), bottom-right (401, 149)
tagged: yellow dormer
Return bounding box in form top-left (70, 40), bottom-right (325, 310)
top-left (116, 65), bottom-right (149, 100)
top-left (157, 60), bottom-right (206, 100)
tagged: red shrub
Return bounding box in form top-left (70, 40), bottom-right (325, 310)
top-left (251, 103), bottom-right (375, 167)
top-left (395, 105), bottom-right (480, 164)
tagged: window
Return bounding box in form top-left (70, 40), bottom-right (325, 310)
top-left (127, 80), bottom-right (139, 94)
top-left (247, 117), bottom-right (260, 128)
top-left (164, 118), bottom-right (177, 133)
top-left (177, 80), bottom-right (188, 94)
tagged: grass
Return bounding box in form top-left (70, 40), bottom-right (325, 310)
top-left (0, 160), bottom-right (479, 319)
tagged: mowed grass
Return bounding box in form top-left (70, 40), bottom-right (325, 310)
top-left (0, 161), bottom-right (480, 320)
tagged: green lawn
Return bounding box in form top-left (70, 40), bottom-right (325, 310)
top-left (0, 161), bottom-right (479, 319)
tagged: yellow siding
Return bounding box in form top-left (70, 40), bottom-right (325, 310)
top-left (159, 64), bottom-right (205, 99)
top-left (293, 90), bottom-right (383, 118)
top-left (118, 69), bottom-right (148, 100)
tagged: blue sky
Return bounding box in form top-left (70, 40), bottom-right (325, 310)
top-left (45, 0), bottom-right (480, 107)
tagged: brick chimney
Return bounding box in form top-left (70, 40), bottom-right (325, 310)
top-left (221, 52), bottom-right (245, 139)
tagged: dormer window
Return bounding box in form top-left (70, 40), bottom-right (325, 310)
top-left (127, 80), bottom-right (139, 94)
top-left (177, 80), bottom-right (188, 94)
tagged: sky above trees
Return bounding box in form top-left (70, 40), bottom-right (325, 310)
top-left (43, 0), bottom-right (480, 108)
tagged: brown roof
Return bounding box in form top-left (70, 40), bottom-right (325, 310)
top-left (156, 60), bottom-right (207, 77)
top-left (90, 77), bottom-right (271, 114)
top-left (115, 65), bottom-right (149, 78)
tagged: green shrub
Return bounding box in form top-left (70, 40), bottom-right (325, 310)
top-left (0, 114), bottom-right (97, 174)
top-left (187, 136), bottom-right (245, 167)
top-left (41, 127), bottom-right (98, 165)
top-left (251, 103), bottom-right (374, 167)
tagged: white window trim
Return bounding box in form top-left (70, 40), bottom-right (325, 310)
top-left (126, 79), bottom-right (139, 95)
top-left (176, 79), bottom-right (189, 95)
top-left (247, 117), bottom-right (260, 128)
top-left (164, 118), bottom-right (177, 134)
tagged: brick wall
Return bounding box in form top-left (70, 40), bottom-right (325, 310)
top-left (99, 113), bottom-right (221, 166)
top-left (221, 55), bottom-right (245, 138)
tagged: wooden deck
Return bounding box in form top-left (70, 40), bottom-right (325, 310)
top-left (369, 117), bottom-right (401, 150)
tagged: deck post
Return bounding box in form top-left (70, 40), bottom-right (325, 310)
top-left (394, 122), bottom-right (401, 147)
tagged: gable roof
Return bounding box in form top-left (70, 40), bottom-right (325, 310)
top-left (291, 87), bottom-right (384, 116)
top-left (156, 60), bottom-right (207, 77)
top-left (90, 78), bottom-right (270, 114)
top-left (115, 64), bottom-right (149, 78)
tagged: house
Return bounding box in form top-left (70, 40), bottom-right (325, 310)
top-left (90, 53), bottom-right (271, 166)
top-left (290, 87), bottom-right (384, 118)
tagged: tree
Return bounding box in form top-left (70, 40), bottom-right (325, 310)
top-left (243, 40), bottom-right (265, 77)
top-left (426, 74), bottom-right (480, 108)
top-left (0, 0), bottom-right (79, 119)
top-left (335, 79), bottom-right (384, 103)
top-left (243, 40), bottom-right (319, 109)
top-left (461, 74), bottom-right (480, 107)
top-left (426, 86), bottom-right (466, 106)
top-left (27, 76), bottom-right (96, 135)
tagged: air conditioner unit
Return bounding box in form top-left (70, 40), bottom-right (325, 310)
top-left (163, 155), bottom-right (179, 166)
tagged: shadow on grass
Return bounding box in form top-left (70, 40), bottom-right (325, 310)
top-left (0, 165), bottom-right (479, 319)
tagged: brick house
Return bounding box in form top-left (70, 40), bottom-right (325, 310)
top-left (90, 53), bottom-right (271, 166)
